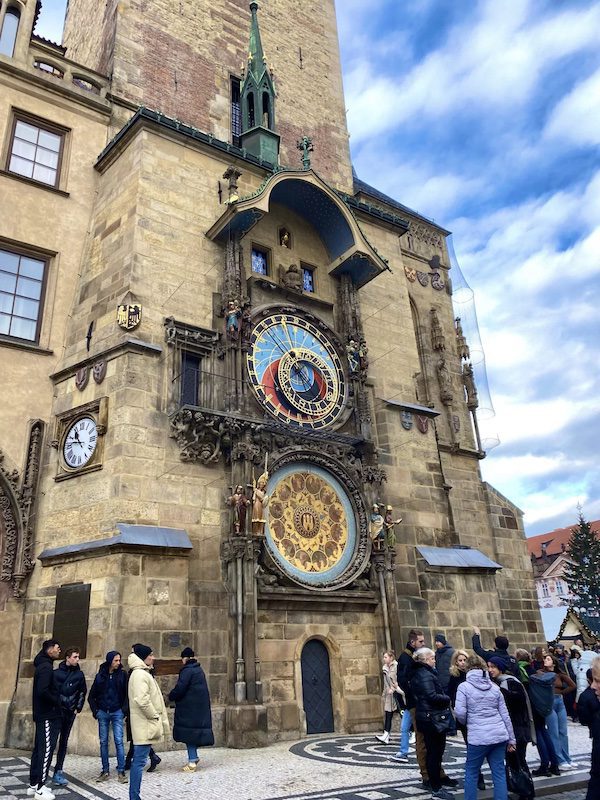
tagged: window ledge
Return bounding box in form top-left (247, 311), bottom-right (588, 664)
top-left (0, 335), bottom-right (53, 355)
top-left (0, 169), bottom-right (69, 197)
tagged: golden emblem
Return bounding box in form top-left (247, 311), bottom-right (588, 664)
top-left (267, 471), bottom-right (347, 574)
top-left (404, 266), bottom-right (417, 282)
top-left (116, 303), bottom-right (142, 331)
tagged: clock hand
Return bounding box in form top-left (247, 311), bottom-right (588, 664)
top-left (281, 318), bottom-right (295, 351)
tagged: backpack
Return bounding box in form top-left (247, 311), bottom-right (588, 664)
top-left (527, 672), bottom-right (555, 717)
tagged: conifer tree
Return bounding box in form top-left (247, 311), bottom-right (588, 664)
top-left (564, 512), bottom-right (600, 611)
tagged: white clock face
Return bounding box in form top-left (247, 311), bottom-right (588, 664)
top-left (63, 416), bottom-right (98, 469)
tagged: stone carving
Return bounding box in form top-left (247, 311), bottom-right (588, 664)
top-left (452, 414), bottom-right (461, 433)
top-left (279, 263), bottom-right (303, 291)
top-left (430, 308), bottom-right (445, 352)
top-left (407, 221), bottom-right (444, 251)
top-left (416, 271), bottom-right (429, 287)
top-left (463, 363), bottom-right (479, 409)
top-left (369, 504), bottom-right (384, 543)
top-left (346, 338), bottom-right (360, 375)
top-left (436, 357), bottom-right (453, 405)
top-left (279, 228), bottom-right (291, 248)
top-left (0, 420), bottom-right (44, 598)
top-left (401, 410), bottom-right (413, 430)
top-left (404, 266), bottom-right (417, 282)
top-left (223, 165), bottom-right (242, 203)
top-left (75, 366), bottom-right (89, 391)
top-left (431, 271), bottom-right (445, 291)
top-left (416, 415), bottom-right (429, 434)
top-left (92, 360), bottom-right (107, 384)
top-left (455, 317), bottom-right (470, 361)
top-left (164, 317), bottom-right (220, 350)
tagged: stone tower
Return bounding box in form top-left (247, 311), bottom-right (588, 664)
top-left (0, 0), bottom-right (543, 750)
top-left (62, 0), bottom-right (353, 191)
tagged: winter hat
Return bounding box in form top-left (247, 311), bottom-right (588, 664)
top-left (495, 635), bottom-right (509, 650)
top-left (105, 650), bottom-right (120, 667)
top-left (181, 647), bottom-right (195, 659)
top-left (488, 656), bottom-right (508, 672)
top-left (434, 634), bottom-right (447, 645)
top-left (132, 643), bottom-right (153, 661)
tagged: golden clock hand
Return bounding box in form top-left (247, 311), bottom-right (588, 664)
top-left (280, 318), bottom-right (295, 352)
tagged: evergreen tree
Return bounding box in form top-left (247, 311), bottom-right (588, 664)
top-left (564, 512), bottom-right (600, 611)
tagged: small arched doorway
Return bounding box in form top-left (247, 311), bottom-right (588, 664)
top-left (300, 639), bottom-right (334, 734)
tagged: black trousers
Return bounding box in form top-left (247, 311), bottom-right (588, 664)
top-left (422, 728), bottom-right (447, 791)
top-left (384, 710), bottom-right (393, 733)
top-left (54, 711), bottom-right (76, 772)
top-left (29, 718), bottom-right (61, 788)
top-left (586, 735), bottom-right (600, 800)
top-left (506, 740), bottom-right (534, 800)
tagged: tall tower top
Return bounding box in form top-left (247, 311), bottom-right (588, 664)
top-left (247, 2), bottom-right (267, 82)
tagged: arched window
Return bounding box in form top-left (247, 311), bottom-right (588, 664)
top-left (0, 7), bottom-right (20, 58)
top-left (247, 92), bottom-right (255, 128)
top-left (262, 91), bottom-right (270, 128)
top-left (34, 61), bottom-right (64, 79)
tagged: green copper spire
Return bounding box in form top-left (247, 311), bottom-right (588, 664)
top-left (240, 1), bottom-right (279, 164)
top-left (247, 1), bottom-right (267, 83)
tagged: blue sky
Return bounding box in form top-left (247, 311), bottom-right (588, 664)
top-left (36, 0), bottom-right (600, 536)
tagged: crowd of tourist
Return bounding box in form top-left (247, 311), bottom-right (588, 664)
top-left (376, 629), bottom-right (600, 800)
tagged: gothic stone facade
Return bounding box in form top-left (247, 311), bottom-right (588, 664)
top-left (0, 0), bottom-right (543, 750)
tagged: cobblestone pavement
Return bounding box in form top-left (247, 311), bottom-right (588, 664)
top-left (0, 721), bottom-right (592, 800)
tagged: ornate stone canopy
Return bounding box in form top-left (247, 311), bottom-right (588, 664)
top-left (206, 169), bottom-right (391, 288)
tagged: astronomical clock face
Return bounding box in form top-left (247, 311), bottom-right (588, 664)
top-left (265, 464), bottom-right (358, 587)
top-left (247, 312), bottom-right (346, 429)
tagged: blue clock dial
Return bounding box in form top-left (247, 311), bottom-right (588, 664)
top-left (247, 313), bottom-right (346, 429)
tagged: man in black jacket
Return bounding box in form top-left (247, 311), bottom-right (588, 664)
top-left (434, 634), bottom-right (454, 692)
top-left (579, 660), bottom-right (600, 800)
top-left (472, 626), bottom-right (518, 676)
top-left (50, 648), bottom-right (87, 787)
top-left (88, 651), bottom-right (128, 783)
top-left (28, 639), bottom-right (62, 799)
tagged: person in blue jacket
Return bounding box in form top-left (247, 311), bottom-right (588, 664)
top-left (168, 647), bottom-right (214, 771)
top-left (88, 651), bottom-right (128, 783)
top-left (51, 647), bottom-right (87, 787)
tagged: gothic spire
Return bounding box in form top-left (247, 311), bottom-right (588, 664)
top-left (247, 1), bottom-right (267, 83)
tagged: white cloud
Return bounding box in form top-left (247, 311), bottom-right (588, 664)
top-left (544, 68), bottom-right (600, 146)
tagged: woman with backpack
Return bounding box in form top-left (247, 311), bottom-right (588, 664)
top-left (540, 653), bottom-right (576, 770)
top-left (526, 650), bottom-right (560, 777)
top-left (454, 654), bottom-right (516, 800)
top-left (488, 656), bottom-right (535, 800)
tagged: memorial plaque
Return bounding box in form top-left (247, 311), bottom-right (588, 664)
top-left (52, 583), bottom-right (91, 658)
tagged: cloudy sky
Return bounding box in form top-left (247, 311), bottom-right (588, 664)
top-left (36, 0), bottom-right (599, 536)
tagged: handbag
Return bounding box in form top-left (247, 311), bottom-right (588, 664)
top-left (425, 708), bottom-right (455, 734)
top-left (505, 761), bottom-right (534, 797)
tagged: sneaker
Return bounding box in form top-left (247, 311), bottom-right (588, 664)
top-left (375, 731), bottom-right (390, 743)
top-left (52, 771), bottom-right (68, 787)
top-left (432, 789), bottom-right (455, 800)
top-left (558, 762), bottom-right (575, 770)
top-left (117, 771), bottom-right (128, 784)
top-left (409, 732), bottom-right (416, 744)
top-left (27, 788), bottom-right (37, 797)
top-left (96, 771), bottom-right (109, 782)
top-left (182, 763), bottom-right (197, 772)
top-left (441, 776), bottom-right (458, 787)
top-left (390, 754), bottom-right (409, 762)
top-left (34, 788), bottom-right (55, 800)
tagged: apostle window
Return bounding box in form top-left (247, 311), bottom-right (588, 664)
top-left (251, 245), bottom-right (269, 276)
top-left (7, 113), bottom-right (67, 188)
top-left (0, 245), bottom-right (48, 343)
top-left (180, 351), bottom-right (202, 406)
top-left (301, 263), bottom-right (316, 293)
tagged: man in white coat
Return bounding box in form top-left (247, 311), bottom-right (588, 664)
top-left (127, 644), bottom-right (169, 800)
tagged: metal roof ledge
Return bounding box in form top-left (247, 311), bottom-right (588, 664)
top-left (417, 545), bottom-right (502, 573)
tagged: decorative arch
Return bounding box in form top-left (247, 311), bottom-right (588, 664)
top-left (207, 169), bottom-right (391, 289)
top-left (0, 420), bottom-right (44, 600)
top-left (0, 5), bottom-right (21, 58)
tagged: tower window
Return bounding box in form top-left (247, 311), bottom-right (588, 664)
top-left (230, 76), bottom-right (241, 147)
top-left (248, 92), bottom-right (256, 129)
top-left (251, 246), bottom-right (269, 276)
top-left (7, 114), bottom-right (66, 188)
top-left (180, 351), bottom-right (202, 406)
top-left (0, 7), bottom-right (20, 58)
top-left (262, 91), bottom-right (271, 128)
top-left (301, 263), bottom-right (316, 293)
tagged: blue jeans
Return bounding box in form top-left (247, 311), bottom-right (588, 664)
top-left (97, 709), bottom-right (125, 772)
top-left (395, 709), bottom-right (412, 756)
top-left (186, 744), bottom-right (199, 763)
top-left (129, 744), bottom-right (150, 800)
top-left (464, 741), bottom-right (508, 800)
top-left (546, 697), bottom-right (571, 764)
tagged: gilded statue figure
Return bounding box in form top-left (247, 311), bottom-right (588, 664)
top-left (383, 505), bottom-right (402, 549)
top-left (369, 504), bottom-right (384, 543)
top-left (251, 471), bottom-right (270, 536)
